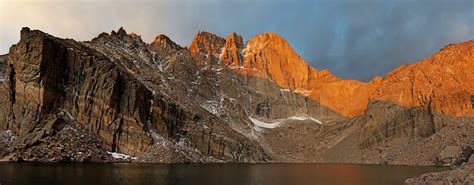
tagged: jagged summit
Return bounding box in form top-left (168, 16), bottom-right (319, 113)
top-left (225, 32), bottom-right (244, 48)
top-left (152, 34), bottom-right (180, 47)
top-left (149, 34), bottom-right (182, 54)
top-left (1, 27), bottom-right (474, 172)
top-left (1, 27), bottom-right (268, 163)
top-left (111, 27), bottom-right (127, 36)
top-left (188, 31), bottom-right (226, 56)
top-left (20, 27), bottom-right (52, 40)
top-left (91, 27), bottom-right (145, 44)
top-left (184, 30), bottom-right (376, 116)
top-left (221, 32), bottom-right (244, 66)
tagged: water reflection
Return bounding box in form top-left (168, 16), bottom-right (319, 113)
top-left (0, 163), bottom-right (446, 185)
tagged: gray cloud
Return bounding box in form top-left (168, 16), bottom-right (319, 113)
top-left (1, 0), bottom-right (473, 81)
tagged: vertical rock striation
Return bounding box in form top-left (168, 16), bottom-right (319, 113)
top-left (0, 27), bottom-right (269, 162)
top-left (1, 28), bottom-right (154, 155)
top-left (212, 32), bottom-right (381, 117)
top-left (1, 27), bottom-right (473, 165)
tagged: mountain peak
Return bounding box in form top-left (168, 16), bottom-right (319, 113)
top-left (238, 32), bottom-right (318, 91)
top-left (111, 27), bottom-right (128, 36)
top-left (256, 32), bottom-right (284, 39)
top-left (128, 32), bottom-right (142, 39)
top-left (225, 32), bottom-right (244, 47)
top-left (188, 31), bottom-right (226, 56)
top-left (227, 32), bottom-right (242, 40)
top-left (246, 32), bottom-right (289, 49)
top-left (221, 32), bottom-right (244, 66)
top-left (149, 34), bottom-right (181, 53)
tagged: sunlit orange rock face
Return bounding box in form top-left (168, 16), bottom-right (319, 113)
top-left (221, 32), bottom-right (244, 66)
top-left (188, 31), bottom-right (226, 56)
top-left (189, 32), bottom-right (379, 117)
top-left (237, 33), bottom-right (383, 117)
top-left (149, 34), bottom-right (182, 54)
top-left (312, 76), bottom-right (382, 117)
top-left (370, 41), bottom-right (474, 117)
top-left (242, 33), bottom-right (319, 90)
top-left (188, 31), bottom-right (474, 118)
top-left (359, 41), bottom-right (474, 147)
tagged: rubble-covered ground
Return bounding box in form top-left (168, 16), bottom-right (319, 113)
top-left (405, 162), bottom-right (474, 184)
top-left (0, 121), bottom-right (129, 163)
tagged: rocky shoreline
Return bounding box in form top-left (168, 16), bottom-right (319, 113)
top-left (406, 162), bottom-right (474, 184)
top-left (0, 27), bottom-right (473, 183)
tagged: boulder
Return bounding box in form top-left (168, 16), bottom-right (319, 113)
top-left (468, 155), bottom-right (474, 164)
top-left (436, 146), bottom-right (463, 166)
top-left (405, 163), bottom-right (474, 185)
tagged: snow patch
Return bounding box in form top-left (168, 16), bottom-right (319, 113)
top-left (212, 67), bottom-right (223, 72)
top-left (287, 116), bottom-right (306, 121)
top-left (249, 115), bottom-right (324, 130)
top-left (2, 130), bottom-right (17, 143)
top-left (249, 117), bottom-right (281, 129)
top-left (294, 89), bottom-right (312, 96)
top-left (107, 151), bottom-right (137, 160)
top-left (287, 116), bottom-right (323, 124)
top-left (200, 100), bottom-right (219, 115)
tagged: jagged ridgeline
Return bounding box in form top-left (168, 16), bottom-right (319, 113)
top-left (0, 27), bottom-right (473, 164)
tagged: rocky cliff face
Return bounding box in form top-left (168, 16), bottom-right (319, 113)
top-left (373, 41), bottom-right (474, 116)
top-left (148, 34), bottom-right (182, 56)
top-left (0, 27), bottom-right (472, 166)
top-left (0, 54), bottom-right (6, 83)
top-left (221, 32), bottom-right (244, 66)
top-left (217, 32), bottom-right (380, 116)
top-left (189, 31), bottom-right (226, 57)
top-left (359, 41), bottom-right (474, 147)
top-left (5, 28), bottom-right (157, 154)
top-left (0, 28), bottom-right (268, 163)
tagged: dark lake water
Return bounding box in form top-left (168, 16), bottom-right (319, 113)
top-left (0, 163), bottom-right (446, 185)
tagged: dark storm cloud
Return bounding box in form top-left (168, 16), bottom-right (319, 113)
top-left (1, 0), bottom-right (473, 81)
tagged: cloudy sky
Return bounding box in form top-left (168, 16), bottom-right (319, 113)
top-left (1, 0), bottom-right (473, 81)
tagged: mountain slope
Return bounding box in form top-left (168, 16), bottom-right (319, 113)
top-left (192, 31), bottom-right (381, 117)
top-left (0, 28), bottom-right (268, 162)
top-left (0, 27), bottom-right (472, 166)
top-left (359, 40), bottom-right (474, 147)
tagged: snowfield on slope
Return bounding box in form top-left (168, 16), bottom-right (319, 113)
top-left (107, 151), bottom-right (137, 160)
top-left (249, 115), bottom-right (323, 129)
